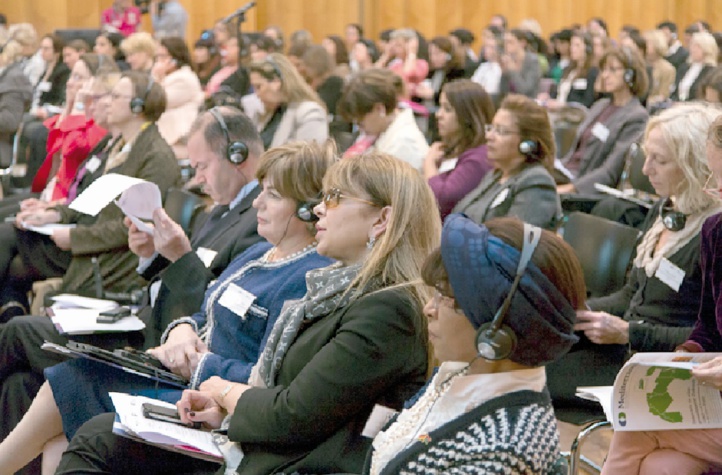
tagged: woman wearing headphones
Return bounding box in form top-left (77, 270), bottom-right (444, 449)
top-left (547, 103), bottom-right (722, 416)
top-left (248, 53), bottom-right (328, 150)
top-left (452, 94), bottom-right (561, 230)
top-left (364, 214), bottom-right (583, 473)
top-left (557, 46), bottom-right (649, 195)
top-left (0, 140), bottom-right (336, 474)
top-left (540, 31), bottom-right (599, 109)
top-left (152, 36), bottom-right (203, 160)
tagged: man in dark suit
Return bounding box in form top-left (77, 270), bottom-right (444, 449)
top-left (658, 21), bottom-right (689, 72)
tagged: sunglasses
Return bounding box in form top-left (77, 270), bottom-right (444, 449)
top-left (321, 188), bottom-right (377, 209)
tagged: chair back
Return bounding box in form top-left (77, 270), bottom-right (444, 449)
top-left (562, 212), bottom-right (641, 297)
top-left (626, 143), bottom-right (655, 195)
top-left (164, 188), bottom-right (205, 236)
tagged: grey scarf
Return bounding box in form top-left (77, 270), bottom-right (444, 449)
top-left (252, 262), bottom-right (362, 388)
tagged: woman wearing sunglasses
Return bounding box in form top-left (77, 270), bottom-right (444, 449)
top-left (54, 151), bottom-right (441, 475)
top-left (453, 94), bottom-right (561, 230)
top-left (248, 53), bottom-right (328, 150)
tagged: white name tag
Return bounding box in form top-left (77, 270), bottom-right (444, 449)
top-left (572, 78), bottom-right (588, 89)
top-left (655, 257), bottom-right (685, 292)
top-left (37, 81), bottom-right (51, 92)
top-left (490, 187), bottom-right (510, 209)
top-left (218, 283), bottom-right (256, 318)
top-left (361, 404), bottom-right (398, 438)
top-left (437, 158), bottom-right (458, 174)
top-left (85, 156), bottom-right (101, 173)
top-left (591, 122), bottom-right (610, 143)
top-left (196, 247), bottom-right (218, 268)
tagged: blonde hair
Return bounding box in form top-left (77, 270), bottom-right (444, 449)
top-left (0, 40), bottom-right (25, 66)
top-left (120, 32), bottom-right (156, 57)
top-left (644, 102), bottom-right (722, 213)
top-left (249, 52), bottom-right (324, 108)
top-left (692, 31), bottom-right (718, 67)
top-left (322, 151), bottom-right (442, 308)
top-left (645, 30), bottom-right (669, 58)
top-left (8, 23), bottom-right (37, 49)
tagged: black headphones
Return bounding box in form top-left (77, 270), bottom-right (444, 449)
top-left (208, 107), bottom-right (249, 165)
top-left (130, 75), bottom-right (154, 115)
top-left (660, 198), bottom-right (687, 231)
top-left (296, 202), bottom-right (319, 222)
top-left (620, 46), bottom-right (636, 89)
top-left (519, 140), bottom-right (539, 158)
top-left (475, 223), bottom-right (542, 360)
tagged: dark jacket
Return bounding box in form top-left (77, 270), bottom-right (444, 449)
top-left (37, 61), bottom-right (70, 108)
top-left (0, 62), bottom-right (32, 165)
top-left (499, 51), bottom-right (541, 98)
top-left (565, 67), bottom-right (599, 109)
top-left (665, 46), bottom-right (689, 72)
top-left (227, 287), bottom-right (428, 475)
top-left (670, 63), bottom-right (714, 101)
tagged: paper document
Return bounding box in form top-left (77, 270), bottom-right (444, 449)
top-left (114, 179), bottom-right (162, 235)
top-left (22, 223), bottom-right (76, 236)
top-left (50, 308), bottom-right (145, 335)
top-left (109, 393), bottom-right (222, 461)
top-left (50, 294), bottom-right (119, 311)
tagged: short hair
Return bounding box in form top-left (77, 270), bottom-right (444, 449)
top-left (422, 216), bottom-right (587, 311)
top-left (122, 70), bottom-right (166, 122)
top-left (67, 39), bottom-right (91, 54)
top-left (347, 23), bottom-right (364, 39)
top-left (324, 35), bottom-right (349, 65)
top-left (600, 46), bottom-right (650, 98)
top-left (644, 102), bottom-right (722, 214)
top-left (160, 37), bottom-right (192, 68)
top-left (42, 33), bottom-right (65, 55)
top-left (337, 68), bottom-right (399, 121)
top-left (645, 30), bottom-right (669, 58)
top-left (120, 32), bottom-right (156, 57)
top-left (441, 79), bottom-right (495, 154)
top-left (189, 107), bottom-right (263, 162)
top-left (249, 53), bottom-right (324, 107)
top-left (9, 23), bottom-right (37, 48)
top-left (657, 21), bottom-right (677, 33)
top-left (449, 28), bottom-right (475, 45)
top-left (692, 31), bottom-right (719, 66)
top-left (322, 150), bottom-right (441, 308)
top-left (257, 140), bottom-right (338, 234)
top-left (301, 45), bottom-right (334, 79)
top-left (498, 94), bottom-right (555, 170)
top-left (79, 53), bottom-right (120, 76)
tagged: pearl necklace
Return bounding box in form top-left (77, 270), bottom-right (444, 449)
top-left (264, 242), bottom-right (316, 264)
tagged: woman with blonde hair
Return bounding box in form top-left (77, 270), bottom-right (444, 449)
top-left (645, 29), bottom-right (677, 106)
top-left (56, 151), bottom-right (441, 475)
top-left (671, 31), bottom-right (718, 101)
top-left (248, 52), bottom-right (328, 149)
top-left (120, 31), bottom-right (156, 72)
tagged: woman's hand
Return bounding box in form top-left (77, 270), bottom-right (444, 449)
top-left (176, 389), bottom-right (226, 429)
top-left (557, 183), bottom-right (577, 194)
top-left (691, 356), bottom-right (722, 390)
top-left (147, 323), bottom-right (208, 380)
top-left (19, 198), bottom-right (49, 212)
top-left (574, 310), bottom-right (630, 345)
top-left (199, 376), bottom-right (251, 415)
top-left (15, 209), bottom-right (61, 228)
top-left (423, 142), bottom-right (445, 179)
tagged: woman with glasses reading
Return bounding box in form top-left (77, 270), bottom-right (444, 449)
top-left (55, 151), bottom-right (441, 475)
top-left (248, 53), bottom-right (328, 150)
top-left (453, 94), bottom-right (561, 230)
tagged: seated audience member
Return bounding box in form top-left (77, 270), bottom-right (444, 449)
top-left (0, 141), bottom-right (336, 474)
top-left (204, 36), bottom-right (250, 103)
top-left (541, 31), bottom-right (598, 109)
top-left (0, 39), bottom-right (32, 169)
top-left (9, 23), bottom-right (42, 85)
top-left (365, 214), bottom-right (582, 474)
top-left (590, 31), bottom-right (612, 68)
top-left (344, 23), bottom-right (363, 57)
top-left (300, 46), bottom-right (345, 120)
top-left (120, 32), bottom-right (156, 72)
top-left (62, 39), bottom-right (90, 72)
top-left (150, 0), bottom-right (188, 40)
top-left (54, 151), bottom-right (441, 475)
top-left (100, 0), bottom-right (141, 37)
top-left (557, 47), bottom-right (649, 195)
top-left (27, 33), bottom-right (70, 121)
top-left (152, 36), bottom-right (203, 160)
top-left (248, 53), bottom-right (328, 149)
top-left (499, 29), bottom-right (541, 99)
top-left (262, 25), bottom-right (284, 52)
top-left (192, 35), bottom-right (221, 88)
top-left (547, 103), bottom-right (722, 414)
top-left (424, 79), bottom-right (494, 220)
top-left (248, 35), bottom-right (275, 63)
top-left (93, 30), bottom-right (129, 71)
top-left (471, 26), bottom-right (504, 103)
top-left (453, 94), bottom-right (561, 230)
top-left (670, 31), bottom-right (717, 102)
top-left (384, 28), bottom-right (429, 99)
top-left (702, 66), bottom-right (722, 103)
top-left (338, 68), bottom-right (428, 169)
top-left (352, 38), bottom-right (380, 71)
top-left (449, 27), bottom-right (479, 76)
top-left (600, 115), bottom-right (722, 475)
top-left (321, 34), bottom-right (351, 79)
top-left (645, 29), bottom-right (677, 107)
top-left (6, 71), bottom-right (180, 306)
top-left (658, 21), bottom-right (688, 72)
top-left (548, 28), bottom-right (572, 84)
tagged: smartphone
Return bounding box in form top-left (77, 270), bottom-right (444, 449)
top-left (96, 306), bottom-right (131, 323)
top-left (142, 402), bottom-right (200, 429)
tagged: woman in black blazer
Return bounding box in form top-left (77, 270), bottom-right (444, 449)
top-left (670, 31), bottom-right (717, 101)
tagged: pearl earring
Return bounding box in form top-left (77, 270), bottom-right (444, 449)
top-left (367, 236), bottom-right (376, 249)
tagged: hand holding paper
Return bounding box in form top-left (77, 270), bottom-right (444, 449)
top-left (126, 217), bottom-right (156, 258)
top-left (691, 355), bottom-right (722, 390)
top-left (152, 208), bottom-right (192, 263)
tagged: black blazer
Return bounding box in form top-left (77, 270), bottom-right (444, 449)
top-left (37, 61), bottom-right (70, 107)
top-left (565, 67), bottom-right (599, 109)
top-left (670, 63), bottom-right (714, 101)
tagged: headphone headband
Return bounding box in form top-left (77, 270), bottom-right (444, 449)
top-left (208, 107), bottom-right (249, 165)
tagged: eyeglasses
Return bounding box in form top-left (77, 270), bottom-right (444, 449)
top-left (484, 124), bottom-right (520, 136)
top-left (432, 290), bottom-right (457, 312)
top-left (703, 172), bottom-right (722, 200)
top-left (321, 188), bottom-right (378, 209)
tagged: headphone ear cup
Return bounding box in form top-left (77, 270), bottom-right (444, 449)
top-left (475, 322), bottom-right (517, 361)
top-left (624, 68), bottom-right (635, 88)
top-left (519, 139), bottom-right (538, 157)
top-left (228, 141), bottom-right (249, 164)
top-left (129, 97), bottom-right (144, 114)
top-left (296, 202), bottom-right (319, 222)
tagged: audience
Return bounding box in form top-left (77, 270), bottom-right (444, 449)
top-left (352, 38), bottom-right (380, 71)
top-left (120, 32), bottom-right (156, 72)
top-left (62, 39), bottom-right (90, 71)
top-left (93, 30), bottom-right (129, 71)
top-left (671, 31), bottom-right (717, 101)
top-left (541, 31), bottom-right (598, 109)
top-left (0, 39), bottom-right (32, 168)
top-left (471, 26), bottom-right (504, 102)
top-left (192, 35), bottom-right (221, 88)
top-left (100, 0), bottom-right (141, 37)
top-left (149, 0), bottom-right (188, 40)
top-left (645, 29), bottom-right (677, 106)
top-left (658, 20), bottom-right (689, 71)
top-left (299, 45), bottom-right (350, 134)
top-left (416, 36), bottom-right (467, 119)
top-left (453, 94), bottom-right (561, 230)
top-left (384, 28), bottom-right (429, 100)
top-left (500, 28), bottom-right (541, 98)
top-left (321, 34), bottom-right (350, 79)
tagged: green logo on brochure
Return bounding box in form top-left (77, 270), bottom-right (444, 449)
top-left (618, 412), bottom-right (627, 427)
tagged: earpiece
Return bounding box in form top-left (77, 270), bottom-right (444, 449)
top-left (130, 75), bottom-right (154, 115)
top-left (660, 198), bottom-right (686, 231)
top-left (208, 107), bottom-right (249, 165)
top-left (621, 46), bottom-right (636, 88)
top-left (519, 140), bottom-right (539, 158)
top-left (475, 223), bottom-right (542, 360)
top-left (296, 202), bottom-right (319, 222)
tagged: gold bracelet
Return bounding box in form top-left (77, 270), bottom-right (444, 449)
top-left (219, 383), bottom-right (234, 401)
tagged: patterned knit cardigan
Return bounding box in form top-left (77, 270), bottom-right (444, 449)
top-left (365, 389), bottom-right (562, 475)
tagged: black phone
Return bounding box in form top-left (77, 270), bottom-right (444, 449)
top-left (142, 402), bottom-right (200, 429)
top-left (96, 306), bottom-right (131, 323)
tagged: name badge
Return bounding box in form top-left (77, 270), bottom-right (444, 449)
top-left (85, 156), bottom-right (101, 173)
top-left (490, 187), bottom-right (510, 209)
top-left (655, 257), bottom-right (685, 292)
top-left (361, 404), bottom-right (398, 438)
top-left (591, 122), bottom-right (610, 143)
top-left (196, 247), bottom-right (218, 268)
top-left (218, 283), bottom-right (256, 318)
top-left (437, 158), bottom-right (458, 174)
top-left (37, 81), bottom-right (51, 92)
top-left (572, 78), bottom-right (588, 89)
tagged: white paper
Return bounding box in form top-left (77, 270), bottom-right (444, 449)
top-left (109, 393), bottom-right (222, 458)
top-left (22, 223), bottom-right (76, 236)
top-left (50, 307), bottom-right (145, 335)
top-left (50, 294), bottom-right (119, 311)
top-left (575, 386), bottom-right (613, 422)
top-left (114, 180), bottom-right (162, 236)
top-left (69, 173), bottom-right (148, 216)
